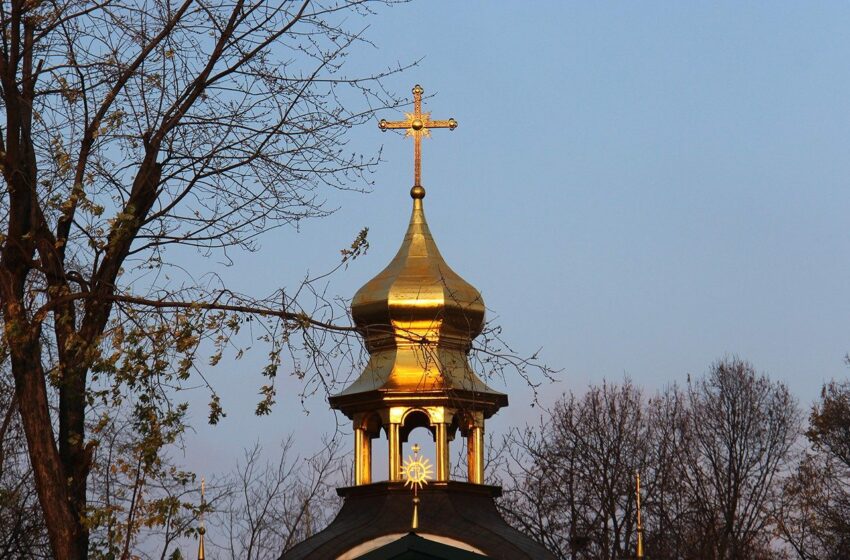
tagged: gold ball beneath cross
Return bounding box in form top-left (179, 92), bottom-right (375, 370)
top-left (411, 185), bottom-right (426, 199)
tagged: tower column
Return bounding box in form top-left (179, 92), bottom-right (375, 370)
top-left (354, 427), bottom-right (363, 484)
top-left (436, 423), bottom-right (450, 481)
top-left (361, 434), bottom-right (372, 484)
top-left (467, 425), bottom-right (484, 484)
top-left (388, 422), bottom-right (401, 481)
top-left (354, 426), bottom-right (372, 485)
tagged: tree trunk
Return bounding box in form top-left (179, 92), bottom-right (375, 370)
top-left (7, 326), bottom-right (85, 560)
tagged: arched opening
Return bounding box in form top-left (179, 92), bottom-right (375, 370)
top-left (371, 428), bottom-right (388, 482)
top-left (400, 409), bottom-right (436, 478)
top-left (400, 409), bottom-right (434, 441)
top-left (359, 408), bottom-right (469, 484)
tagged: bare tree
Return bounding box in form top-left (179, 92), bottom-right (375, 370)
top-left (679, 358), bottom-right (800, 560)
top-left (808, 379), bottom-right (850, 479)
top-left (498, 360), bottom-right (800, 560)
top-left (779, 379), bottom-right (850, 559)
top-left (0, 0), bottom-right (422, 557)
top-left (499, 380), bottom-right (651, 560)
top-left (209, 436), bottom-right (344, 560)
top-left (641, 384), bottom-right (693, 560)
top-left (81, 433), bottom-right (345, 560)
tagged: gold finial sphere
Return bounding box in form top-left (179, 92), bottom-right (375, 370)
top-left (198, 526), bottom-right (206, 535)
top-left (379, 119), bottom-right (388, 131)
top-left (412, 84), bottom-right (424, 95)
top-left (411, 118), bottom-right (424, 130)
top-left (448, 118), bottom-right (458, 130)
top-left (410, 185), bottom-right (426, 199)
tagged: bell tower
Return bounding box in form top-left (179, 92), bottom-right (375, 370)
top-left (283, 85), bottom-right (553, 560)
top-left (329, 180), bottom-right (507, 485)
top-left (328, 84), bottom-right (507, 486)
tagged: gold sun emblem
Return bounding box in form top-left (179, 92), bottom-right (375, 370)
top-left (403, 444), bottom-right (433, 491)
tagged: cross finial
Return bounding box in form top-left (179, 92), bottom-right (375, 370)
top-left (636, 471), bottom-right (644, 559)
top-left (379, 84), bottom-right (458, 197)
top-left (197, 477), bottom-right (206, 560)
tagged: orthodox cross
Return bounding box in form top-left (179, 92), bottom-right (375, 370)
top-left (379, 84), bottom-right (458, 188)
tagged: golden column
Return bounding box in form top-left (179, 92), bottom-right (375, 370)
top-left (435, 423), bottom-right (449, 481)
top-left (353, 424), bottom-right (372, 485)
top-left (467, 425), bottom-right (485, 484)
top-left (388, 423), bottom-right (402, 481)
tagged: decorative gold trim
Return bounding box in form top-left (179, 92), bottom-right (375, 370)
top-left (403, 444), bottom-right (433, 530)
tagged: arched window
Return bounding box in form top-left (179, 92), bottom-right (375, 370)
top-left (400, 409), bottom-right (436, 471)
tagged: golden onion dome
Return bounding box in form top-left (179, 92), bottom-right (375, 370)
top-left (329, 185), bottom-right (506, 416)
top-left (350, 186), bottom-right (485, 353)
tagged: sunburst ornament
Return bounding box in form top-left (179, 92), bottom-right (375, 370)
top-left (403, 444), bottom-right (433, 491)
top-left (403, 444), bottom-right (433, 530)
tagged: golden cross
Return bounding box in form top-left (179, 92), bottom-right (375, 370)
top-left (379, 84), bottom-right (458, 189)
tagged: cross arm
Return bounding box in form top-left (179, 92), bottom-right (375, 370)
top-left (379, 119), bottom-right (411, 131)
top-left (425, 118), bottom-right (458, 130)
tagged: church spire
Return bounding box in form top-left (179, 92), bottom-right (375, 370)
top-left (197, 477), bottom-right (206, 560)
top-left (329, 85), bottom-right (506, 488)
top-left (283, 83), bottom-right (558, 560)
top-left (636, 471), bottom-right (644, 559)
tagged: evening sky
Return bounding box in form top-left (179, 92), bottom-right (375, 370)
top-left (182, 2), bottom-right (850, 474)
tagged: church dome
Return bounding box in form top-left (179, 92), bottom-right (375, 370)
top-left (351, 186), bottom-right (485, 354)
top-left (330, 185), bottom-right (505, 413)
top-left (329, 84), bottom-right (505, 421)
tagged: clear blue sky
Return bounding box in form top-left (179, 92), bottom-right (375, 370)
top-left (183, 2), bottom-right (850, 474)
